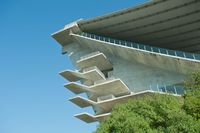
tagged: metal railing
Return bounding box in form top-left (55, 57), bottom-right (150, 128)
top-left (78, 32), bottom-right (200, 61)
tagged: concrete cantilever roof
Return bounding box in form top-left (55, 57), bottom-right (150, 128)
top-left (77, 0), bottom-right (200, 52)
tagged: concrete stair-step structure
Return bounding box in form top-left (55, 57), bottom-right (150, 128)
top-left (66, 78), bottom-right (130, 101)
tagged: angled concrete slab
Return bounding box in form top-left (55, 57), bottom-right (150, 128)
top-left (89, 79), bottom-right (131, 100)
top-left (64, 82), bottom-right (89, 94)
top-left (60, 66), bottom-right (106, 82)
top-left (59, 70), bottom-right (83, 82)
top-left (69, 96), bottom-right (95, 108)
top-left (69, 90), bottom-right (155, 114)
top-left (74, 112), bottom-right (110, 123)
top-left (66, 79), bottom-right (130, 100)
top-left (77, 52), bottom-right (113, 71)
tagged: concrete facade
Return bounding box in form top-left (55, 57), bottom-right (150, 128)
top-left (52, 0), bottom-right (200, 123)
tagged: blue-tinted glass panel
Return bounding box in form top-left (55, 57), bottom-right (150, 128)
top-left (96, 35), bottom-right (100, 40)
top-left (185, 52), bottom-right (194, 59)
top-left (121, 41), bottom-right (126, 46)
top-left (176, 51), bottom-right (184, 57)
top-left (175, 86), bottom-right (184, 95)
top-left (91, 34), bottom-right (94, 39)
top-left (159, 86), bottom-right (166, 92)
top-left (145, 45), bottom-right (152, 52)
top-left (132, 43), bottom-right (138, 48)
top-left (115, 40), bottom-right (120, 44)
top-left (139, 45), bottom-right (145, 50)
top-left (87, 33), bottom-right (90, 38)
top-left (110, 38), bottom-right (115, 43)
top-left (99, 36), bottom-right (103, 41)
top-left (166, 85), bottom-right (175, 94)
top-left (194, 54), bottom-right (200, 60)
top-left (105, 37), bottom-right (109, 42)
top-left (152, 47), bottom-right (159, 53)
top-left (168, 50), bottom-right (176, 56)
top-left (126, 42), bottom-right (132, 47)
top-left (160, 48), bottom-right (167, 54)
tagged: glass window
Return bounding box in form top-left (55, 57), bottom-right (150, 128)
top-left (115, 40), bottom-right (120, 44)
top-left (194, 54), bottom-right (200, 60)
top-left (131, 43), bottom-right (138, 48)
top-left (185, 52), bottom-right (194, 59)
top-left (152, 47), bottom-right (159, 53)
top-left (160, 48), bottom-right (167, 54)
top-left (121, 41), bottom-right (126, 46)
top-left (139, 45), bottom-right (145, 50)
top-left (175, 86), bottom-right (184, 95)
top-left (105, 37), bottom-right (109, 42)
top-left (91, 34), bottom-right (94, 39)
top-left (99, 36), bottom-right (103, 41)
top-left (176, 51), bottom-right (184, 58)
top-left (126, 42), bottom-right (132, 47)
top-left (145, 45), bottom-right (152, 52)
top-left (110, 38), bottom-right (115, 43)
top-left (166, 85), bottom-right (175, 94)
top-left (168, 50), bottom-right (176, 56)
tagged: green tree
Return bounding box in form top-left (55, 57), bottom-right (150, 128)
top-left (183, 71), bottom-right (200, 119)
top-left (94, 94), bottom-right (200, 133)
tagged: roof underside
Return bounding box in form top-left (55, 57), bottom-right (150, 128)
top-left (77, 0), bottom-right (200, 53)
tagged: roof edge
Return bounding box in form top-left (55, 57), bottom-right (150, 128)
top-left (51, 19), bottom-right (83, 47)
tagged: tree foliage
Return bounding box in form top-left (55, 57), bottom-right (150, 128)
top-left (183, 71), bottom-right (200, 119)
top-left (94, 94), bottom-right (199, 133)
top-left (94, 72), bottom-right (200, 133)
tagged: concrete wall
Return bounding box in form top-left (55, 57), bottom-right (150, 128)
top-left (110, 56), bottom-right (186, 92)
top-left (62, 42), bottom-right (186, 93)
top-left (62, 42), bottom-right (92, 69)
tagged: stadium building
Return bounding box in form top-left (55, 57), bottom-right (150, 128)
top-left (52, 0), bottom-right (200, 123)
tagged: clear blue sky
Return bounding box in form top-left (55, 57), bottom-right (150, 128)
top-left (0, 0), bottom-right (147, 133)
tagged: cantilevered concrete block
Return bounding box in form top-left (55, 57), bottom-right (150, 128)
top-left (77, 52), bottom-right (112, 71)
top-left (65, 79), bottom-right (130, 101)
top-left (59, 70), bottom-right (83, 82)
top-left (90, 79), bottom-right (130, 97)
top-left (70, 90), bottom-right (154, 114)
top-left (74, 112), bottom-right (110, 123)
top-left (59, 66), bottom-right (106, 82)
top-left (64, 82), bottom-right (89, 94)
top-left (69, 96), bottom-right (95, 108)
